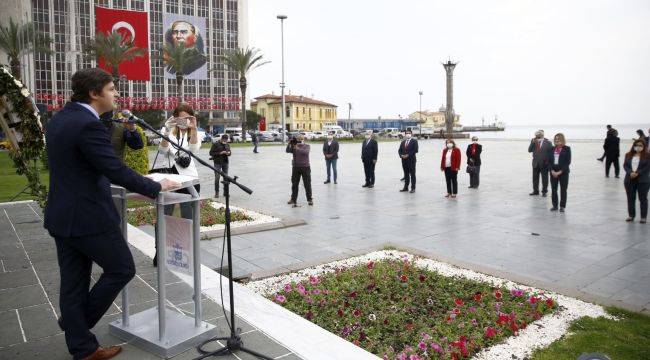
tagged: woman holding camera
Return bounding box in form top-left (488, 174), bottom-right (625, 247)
top-left (153, 103), bottom-right (201, 266)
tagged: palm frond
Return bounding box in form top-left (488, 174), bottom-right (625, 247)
top-left (218, 47), bottom-right (269, 77)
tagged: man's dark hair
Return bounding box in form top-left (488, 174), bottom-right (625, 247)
top-left (221, 134), bottom-right (229, 140)
top-left (606, 125), bottom-right (612, 129)
top-left (405, 130), bottom-right (412, 134)
top-left (70, 68), bottom-right (114, 104)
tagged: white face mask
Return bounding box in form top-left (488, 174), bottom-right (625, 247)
top-left (446, 143), bottom-right (453, 149)
top-left (634, 146), bottom-right (643, 152)
top-left (472, 140), bottom-right (478, 144)
top-left (365, 135), bottom-right (371, 139)
top-left (405, 134), bottom-right (412, 139)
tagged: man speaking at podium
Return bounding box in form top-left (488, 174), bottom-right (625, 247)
top-left (43, 68), bottom-right (179, 360)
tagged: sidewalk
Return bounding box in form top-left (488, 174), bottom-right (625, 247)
top-left (0, 202), bottom-right (300, 360)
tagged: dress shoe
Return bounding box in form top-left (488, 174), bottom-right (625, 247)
top-left (82, 346), bottom-right (122, 360)
top-left (559, 208), bottom-right (565, 213)
top-left (362, 184), bottom-right (369, 188)
top-left (409, 189), bottom-right (415, 193)
top-left (399, 188), bottom-right (408, 192)
top-left (641, 218), bottom-right (647, 224)
top-left (529, 191), bottom-right (539, 196)
top-left (308, 200), bottom-right (314, 206)
top-left (287, 200), bottom-right (295, 205)
top-left (334, 181), bottom-right (337, 184)
top-left (541, 192), bottom-right (548, 197)
top-left (367, 185), bottom-right (374, 188)
top-left (324, 180), bottom-right (331, 184)
top-left (626, 217), bottom-right (634, 222)
top-left (550, 207), bottom-right (558, 211)
top-left (400, 178), bottom-right (405, 181)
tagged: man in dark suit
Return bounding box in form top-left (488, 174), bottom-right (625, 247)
top-left (209, 134), bottom-right (231, 198)
top-left (398, 130), bottom-right (418, 192)
top-left (361, 131), bottom-right (378, 188)
top-left (322, 132), bottom-right (339, 184)
top-left (603, 129), bottom-right (620, 178)
top-left (466, 136), bottom-right (483, 188)
top-left (528, 130), bottom-right (553, 196)
top-left (44, 68), bottom-right (178, 360)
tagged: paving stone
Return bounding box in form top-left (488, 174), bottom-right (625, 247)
top-left (0, 269), bottom-right (37, 290)
top-left (18, 303), bottom-right (60, 340)
top-left (0, 285), bottom-right (46, 311)
top-left (0, 309), bottom-right (23, 347)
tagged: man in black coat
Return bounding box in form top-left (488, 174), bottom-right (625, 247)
top-left (361, 131), bottom-right (378, 188)
top-left (466, 136), bottom-right (483, 188)
top-left (398, 130), bottom-right (418, 192)
top-left (528, 130), bottom-right (553, 196)
top-left (44, 68), bottom-right (178, 360)
top-left (603, 129), bottom-right (620, 178)
top-left (209, 134), bottom-right (232, 197)
top-left (322, 133), bottom-right (339, 184)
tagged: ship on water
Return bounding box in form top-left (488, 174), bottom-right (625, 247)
top-left (462, 116), bottom-right (506, 132)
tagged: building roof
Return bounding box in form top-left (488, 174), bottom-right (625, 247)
top-left (253, 94), bottom-right (337, 107)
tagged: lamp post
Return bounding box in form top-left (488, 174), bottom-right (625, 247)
top-left (277, 15), bottom-right (287, 143)
top-left (418, 90), bottom-right (423, 136)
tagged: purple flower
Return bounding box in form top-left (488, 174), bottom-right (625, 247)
top-left (471, 318), bottom-right (478, 326)
top-left (312, 289), bottom-right (321, 295)
top-left (418, 342), bottom-right (427, 350)
top-left (275, 294), bottom-right (286, 303)
top-left (305, 296), bottom-right (313, 304)
top-left (284, 284), bottom-right (292, 292)
top-left (430, 342), bottom-right (442, 353)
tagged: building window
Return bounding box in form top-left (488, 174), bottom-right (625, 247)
top-left (308, 123), bottom-right (311, 130)
top-left (286, 105), bottom-right (290, 118)
top-left (295, 107), bottom-right (299, 118)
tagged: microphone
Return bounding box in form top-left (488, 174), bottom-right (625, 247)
top-left (111, 110), bottom-right (141, 124)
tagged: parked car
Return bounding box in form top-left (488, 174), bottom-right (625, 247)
top-left (299, 131), bottom-right (316, 140)
top-left (311, 131), bottom-right (327, 140)
top-left (259, 131), bottom-right (280, 142)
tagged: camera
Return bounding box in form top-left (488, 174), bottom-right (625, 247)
top-left (175, 154), bottom-right (191, 168)
top-left (289, 137), bottom-right (298, 146)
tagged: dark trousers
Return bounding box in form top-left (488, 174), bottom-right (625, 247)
top-left (605, 156), bottom-right (620, 177)
top-left (532, 164), bottom-right (549, 193)
top-left (444, 167), bottom-right (458, 194)
top-left (469, 165), bottom-right (481, 188)
top-left (291, 166), bottom-right (312, 202)
top-left (54, 228), bottom-right (136, 359)
top-left (363, 160), bottom-right (376, 185)
top-left (550, 172), bottom-right (569, 208)
top-left (624, 180), bottom-right (649, 219)
top-left (325, 158), bottom-right (337, 182)
top-left (402, 160), bottom-right (416, 189)
top-left (253, 142), bottom-right (259, 153)
top-left (213, 161), bottom-right (229, 195)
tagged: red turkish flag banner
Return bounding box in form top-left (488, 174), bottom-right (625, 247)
top-left (95, 6), bottom-right (150, 81)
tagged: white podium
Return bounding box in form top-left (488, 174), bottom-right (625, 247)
top-left (109, 174), bottom-right (218, 358)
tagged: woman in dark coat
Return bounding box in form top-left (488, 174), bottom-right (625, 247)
top-left (466, 136), bottom-right (482, 188)
top-left (623, 139), bottom-right (650, 223)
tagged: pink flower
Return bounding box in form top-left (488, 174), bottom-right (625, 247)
top-left (452, 308), bottom-right (461, 315)
top-left (409, 355), bottom-right (422, 360)
top-left (511, 289), bottom-right (525, 297)
top-left (337, 309), bottom-right (344, 317)
top-left (305, 296), bottom-right (313, 304)
top-left (471, 318), bottom-right (478, 326)
top-left (312, 289), bottom-right (321, 295)
top-left (430, 342), bottom-right (442, 353)
top-left (284, 284), bottom-right (292, 292)
top-left (367, 261), bottom-right (375, 270)
top-left (494, 289), bottom-right (502, 299)
top-left (353, 309), bottom-right (361, 317)
top-left (418, 274), bottom-right (427, 282)
top-left (309, 276), bottom-right (319, 285)
top-left (529, 296), bottom-right (540, 304)
top-left (418, 341), bottom-right (427, 350)
top-left (422, 333), bottom-right (431, 341)
top-left (275, 294), bottom-right (286, 303)
top-left (455, 298), bottom-right (464, 306)
top-left (485, 326), bottom-right (497, 338)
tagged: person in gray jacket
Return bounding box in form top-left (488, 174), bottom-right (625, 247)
top-left (286, 134), bottom-right (313, 207)
top-left (528, 130), bottom-right (553, 196)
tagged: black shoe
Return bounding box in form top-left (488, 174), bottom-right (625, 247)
top-left (409, 189), bottom-right (415, 193)
top-left (308, 200), bottom-right (313, 206)
top-left (606, 175), bottom-right (610, 178)
top-left (550, 207), bottom-right (558, 212)
top-left (615, 176), bottom-right (620, 178)
top-left (468, 186), bottom-right (474, 189)
top-left (334, 181), bottom-right (337, 184)
top-left (597, 158), bottom-right (604, 162)
top-left (214, 194), bottom-right (219, 198)
top-left (559, 208), bottom-right (565, 213)
top-left (530, 191), bottom-right (540, 196)
top-left (324, 180), bottom-right (331, 184)
top-left (542, 192), bottom-right (547, 197)
top-left (400, 178), bottom-right (405, 181)
top-left (287, 200), bottom-right (296, 205)
top-left (368, 185), bottom-right (374, 188)
top-left (400, 188), bottom-right (408, 192)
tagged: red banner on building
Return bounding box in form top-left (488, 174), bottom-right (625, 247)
top-left (95, 6), bottom-right (150, 81)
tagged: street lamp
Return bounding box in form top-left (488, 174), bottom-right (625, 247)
top-left (277, 15), bottom-right (287, 143)
top-left (418, 90), bottom-right (423, 136)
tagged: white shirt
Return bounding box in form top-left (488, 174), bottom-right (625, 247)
top-left (632, 156), bottom-right (640, 172)
top-left (445, 149), bottom-right (452, 167)
top-left (158, 130), bottom-right (201, 178)
top-left (554, 152), bottom-right (560, 165)
top-left (76, 102), bottom-right (99, 119)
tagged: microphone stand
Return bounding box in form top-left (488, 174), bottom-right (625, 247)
top-left (134, 118), bottom-right (271, 360)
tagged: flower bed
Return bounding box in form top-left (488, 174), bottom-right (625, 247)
top-left (127, 200), bottom-right (251, 227)
top-left (248, 251), bottom-right (609, 360)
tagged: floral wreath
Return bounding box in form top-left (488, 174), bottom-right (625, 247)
top-left (0, 64), bottom-right (47, 207)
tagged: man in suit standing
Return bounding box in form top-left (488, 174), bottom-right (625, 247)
top-left (322, 132), bottom-right (339, 184)
top-left (398, 130), bottom-right (418, 193)
top-left (209, 134), bottom-right (231, 198)
top-left (361, 131), bottom-right (378, 188)
top-left (528, 130), bottom-right (553, 196)
top-left (44, 68), bottom-right (179, 360)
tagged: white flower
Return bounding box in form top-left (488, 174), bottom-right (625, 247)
top-left (21, 88), bottom-right (30, 97)
top-left (14, 79), bottom-right (23, 87)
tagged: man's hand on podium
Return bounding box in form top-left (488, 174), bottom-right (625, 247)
top-left (158, 178), bottom-right (182, 192)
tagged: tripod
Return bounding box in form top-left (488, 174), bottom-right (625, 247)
top-left (131, 116), bottom-right (271, 360)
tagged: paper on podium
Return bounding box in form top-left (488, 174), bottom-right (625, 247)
top-left (145, 173), bottom-right (199, 191)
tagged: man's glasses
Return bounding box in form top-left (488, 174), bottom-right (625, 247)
top-left (172, 30), bottom-right (189, 35)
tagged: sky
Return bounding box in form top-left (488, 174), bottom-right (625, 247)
top-left (246, 0), bottom-right (650, 126)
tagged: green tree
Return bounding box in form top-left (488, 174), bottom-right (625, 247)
top-left (83, 30), bottom-right (146, 89)
top-left (219, 47), bottom-right (269, 137)
top-left (132, 109), bottom-right (165, 128)
top-left (0, 18), bottom-right (52, 79)
top-left (161, 43), bottom-right (206, 99)
top-left (124, 126), bottom-right (149, 175)
top-left (246, 110), bottom-right (262, 130)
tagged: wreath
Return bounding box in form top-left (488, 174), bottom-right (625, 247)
top-left (0, 65), bottom-right (47, 207)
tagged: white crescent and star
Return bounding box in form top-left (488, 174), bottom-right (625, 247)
top-left (111, 21), bottom-right (135, 41)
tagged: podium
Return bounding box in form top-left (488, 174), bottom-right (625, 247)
top-left (108, 174), bottom-right (218, 358)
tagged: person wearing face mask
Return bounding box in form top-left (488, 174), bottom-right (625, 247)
top-left (440, 139), bottom-right (461, 198)
top-left (398, 130), bottom-right (419, 192)
top-left (209, 134), bottom-right (232, 198)
top-left (361, 131), bottom-right (379, 188)
top-left (547, 133), bottom-right (571, 212)
top-left (602, 129), bottom-right (620, 178)
top-left (466, 136), bottom-right (482, 189)
top-left (623, 140), bottom-right (650, 223)
top-left (528, 130), bottom-right (553, 196)
top-left (286, 134), bottom-right (313, 206)
top-left (635, 129), bottom-right (649, 146)
top-left (323, 132), bottom-right (339, 184)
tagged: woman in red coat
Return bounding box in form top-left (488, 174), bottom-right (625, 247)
top-left (441, 139), bottom-right (462, 198)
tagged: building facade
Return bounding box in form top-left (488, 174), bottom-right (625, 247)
top-left (251, 94), bottom-right (338, 132)
top-left (12, 0), bottom-right (247, 129)
top-left (408, 106), bottom-right (461, 128)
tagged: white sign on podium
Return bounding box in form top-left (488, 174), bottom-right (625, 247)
top-left (165, 215), bottom-right (193, 276)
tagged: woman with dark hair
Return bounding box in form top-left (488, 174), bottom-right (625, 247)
top-left (636, 129), bottom-right (649, 146)
top-left (440, 139), bottom-right (461, 198)
top-left (548, 133), bottom-right (571, 212)
top-left (623, 139), bottom-right (650, 223)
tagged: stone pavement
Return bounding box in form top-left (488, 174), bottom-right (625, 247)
top-left (0, 202), bottom-right (301, 360)
top-left (188, 138), bottom-right (649, 314)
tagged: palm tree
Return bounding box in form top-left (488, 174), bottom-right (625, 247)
top-left (219, 47), bottom-right (269, 136)
top-left (0, 18), bottom-right (52, 80)
top-left (83, 30), bottom-right (146, 88)
top-left (160, 43), bottom-right (206, 99)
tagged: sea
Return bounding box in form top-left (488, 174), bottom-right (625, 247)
top-left (465, 123), bottom-right (649, 141)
